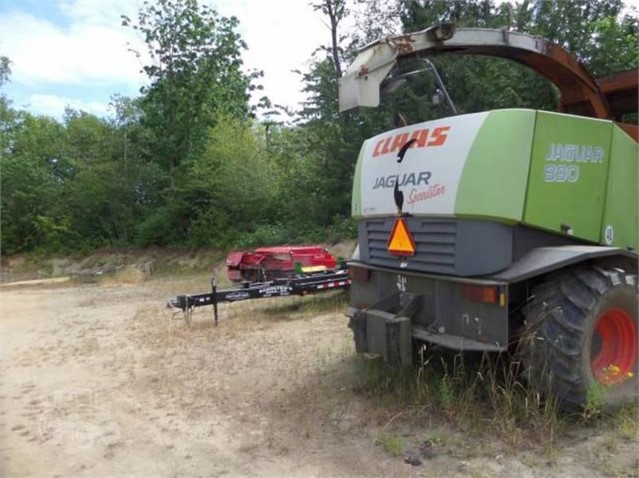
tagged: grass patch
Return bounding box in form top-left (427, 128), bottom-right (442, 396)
top-left (353, 346), bottom-right (564, 450)
top-left (577, 398), bottom-right (639, 437)
top-left (262, 290), bottom-right (349, 317)
top-left (608, 403), bottom-right (639, 440)
top-left (354, 346), bottom-right (639, 457)
top-left (97, 266), bottom-right (148, 285)
top-left (375, 433), bottom-right (405, 456)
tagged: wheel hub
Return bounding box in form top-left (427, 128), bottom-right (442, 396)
top-left (590, 308), bottom-right (637, 386)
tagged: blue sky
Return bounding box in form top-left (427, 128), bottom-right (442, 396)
top-left (2, 0), bottom-right (638, 120)
top-left (0, 0), bottom-right (332, 119)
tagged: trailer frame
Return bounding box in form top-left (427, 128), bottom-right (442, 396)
top-left (167, 269), bottom-right (351, 325)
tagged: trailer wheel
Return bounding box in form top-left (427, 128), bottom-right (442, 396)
top-left (520, 267), bottom-right (638, 409)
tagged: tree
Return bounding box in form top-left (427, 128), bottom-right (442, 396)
top-left (61, 106), bottom-right (161, 246)
top-left (122, 0), bottom-right (259, 184)
top-left (0, 56), bottom-right (16, 157)
top-left (313, 0), bottom-right (348, 78)
top-left (0, 56), bottom-right (10, 88)
top-left (523, 0), bottom-right (637, 76)
top-left (352, 0), bottom-right (402, 45)
top-left (121, 0), bottom-right (269, 246)
top-left (398, 0), bottom-right (560, 115)
top-left (0, 113), bottom-right (69, 253)
top-left (291, 1), bottom-right (400, 225)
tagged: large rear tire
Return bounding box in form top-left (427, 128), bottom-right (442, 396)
top-left (520, 267), bottom-right (638, 409)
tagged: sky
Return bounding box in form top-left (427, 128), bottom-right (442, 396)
top-left (2, 0), bottom-right (637, 121)
top-left (0, 0), bottom-right (332, 120)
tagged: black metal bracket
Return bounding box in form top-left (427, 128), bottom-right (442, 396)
top-left (167, 269), bottom-right (351, 326)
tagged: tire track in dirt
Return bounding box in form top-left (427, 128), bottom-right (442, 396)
top-left (2, 279), bottom-right (637, 478)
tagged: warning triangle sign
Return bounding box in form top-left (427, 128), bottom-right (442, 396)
top-left (387, 218), bottom-right (416, 256)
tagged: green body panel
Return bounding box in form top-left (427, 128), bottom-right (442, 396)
top-left (454, 110), bottom-right (536, 222)
top-left (601, 127), bottom-right (638, 249)
top-left (353, 108), bottom-right (636, 249)
top-left (523, 112), bottom-right (612, 243)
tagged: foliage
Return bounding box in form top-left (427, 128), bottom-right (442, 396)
top-left (295, 0), bottom-right (395, 227)
top-left (525, 0), bottom-right (638, 76)
top-left (122, 0), bottom-right (260, 180)
top-left (582, 382), bottom-right (607, 422)
top-left (356, 349), bottom-right (563, 449)
top-left (176, 116), bottom-right (277, 247)
top-left (375, 433), bottom-right (404, 457)
top-left (399, 0), bottom-right (557, 115)
top-left (1, 113), bottom-right (67, 254)
top-left (1, 0), bottom-right (636, 255)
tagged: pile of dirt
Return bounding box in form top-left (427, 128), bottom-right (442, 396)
top-left (0, 242), bottom-right (358, 285)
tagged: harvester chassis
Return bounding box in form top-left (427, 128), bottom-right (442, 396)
top-left (338, 23), bottom-right (638, 408)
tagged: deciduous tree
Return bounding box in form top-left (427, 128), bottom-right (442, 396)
top-left (122, 0), bottom-right (258, 183)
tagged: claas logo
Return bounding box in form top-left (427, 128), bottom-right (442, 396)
top-left (372, 126), bottom-right (450, 158)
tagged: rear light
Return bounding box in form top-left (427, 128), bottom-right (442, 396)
top-left (349, 266), bottom-right (371, 282)
top-left (461, 284), bottom-right (505, 305)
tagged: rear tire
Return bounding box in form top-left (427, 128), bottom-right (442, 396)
top-left (520, 266), bottom-right (638, 409)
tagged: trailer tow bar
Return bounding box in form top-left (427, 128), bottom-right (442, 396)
top-left (167, 269), bottom-right (351, 326)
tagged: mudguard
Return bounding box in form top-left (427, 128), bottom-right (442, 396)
top-left (486, 245), bottom-right (638, 283)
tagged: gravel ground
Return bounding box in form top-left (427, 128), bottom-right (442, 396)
top-left (1, 274), bottom-right (637, 477)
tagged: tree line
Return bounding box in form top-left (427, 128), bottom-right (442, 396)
top-left (1, 0), bottom-right (636, 255)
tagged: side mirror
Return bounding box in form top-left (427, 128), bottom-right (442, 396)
top-left (431, 90), bottom-right (444, 106)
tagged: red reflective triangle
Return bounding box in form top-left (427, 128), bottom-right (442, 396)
top-left (387, 218), bottom-right (416, 256)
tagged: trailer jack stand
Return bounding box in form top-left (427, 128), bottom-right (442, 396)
top-left (211, 276), bottom-right (219, 325)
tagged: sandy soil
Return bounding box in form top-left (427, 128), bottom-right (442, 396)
top-left (1, 275), bottom-right (637, 478)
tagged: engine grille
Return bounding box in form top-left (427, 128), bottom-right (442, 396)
top-left (359, 217), bottom-right (458, 275)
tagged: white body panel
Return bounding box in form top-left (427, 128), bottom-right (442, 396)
top-left (359, 112), bottom-right (487, 217)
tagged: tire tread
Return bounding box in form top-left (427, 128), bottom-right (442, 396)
top-left (520, 266), bottom-right (638, 407)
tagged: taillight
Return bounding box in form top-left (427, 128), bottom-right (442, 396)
top-left (349, 266), bottom-right (371, 282)
top-left (461, 284), bottom-right (505, 306)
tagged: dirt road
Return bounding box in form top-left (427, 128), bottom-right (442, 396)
top-left (1, 276), bottom-right (637, 477)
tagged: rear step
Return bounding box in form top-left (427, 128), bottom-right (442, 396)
top-left (412, 326), bottom-right (503, 352)
top-left (347, 293), bottom-right (421, 366)
top-left (347, 293), bottom-right (505, 365)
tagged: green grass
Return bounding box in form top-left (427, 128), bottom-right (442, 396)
top-left (352, 345), bottom-right (639, 457)
top-left (353, 347), bottom-right (564, 449)
top-left (608, 403), bottom-right (639, 441)
top-left (375, 433), bottom-right (405, 456)
top-left (261, 290), bottom-right (349, 317)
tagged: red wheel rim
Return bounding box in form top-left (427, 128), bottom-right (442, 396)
top-left (590, 308), bottom-right (637, 385)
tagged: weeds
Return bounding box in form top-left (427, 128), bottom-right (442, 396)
top-left (608, 404), bottom-right (639, 441)
top-left (375, 433), bottom-right (404, 456)
top-left (359, 346), bottom-right (638, 463)
top-left (437, 374), bottom-right (454, 412)
top-left (578, 382), bottom-right (639, 443)
top-left (582, 381), bottom-right (607, 422)
top-left (262, 290), bottom-right (349, 318)
top-left (355, 347), bottom-right (564, 450)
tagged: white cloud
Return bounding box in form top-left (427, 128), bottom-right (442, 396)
top-left (59, 0), bottom-right (140, 26)
top-left (22, 94), bottom-right (110, 118)
top-left (0, 6), bottom-right (146, 88)
top-left (0, 0), bottom-right (331, 118)
top-left (213, 0), bottom-right (328, 112)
